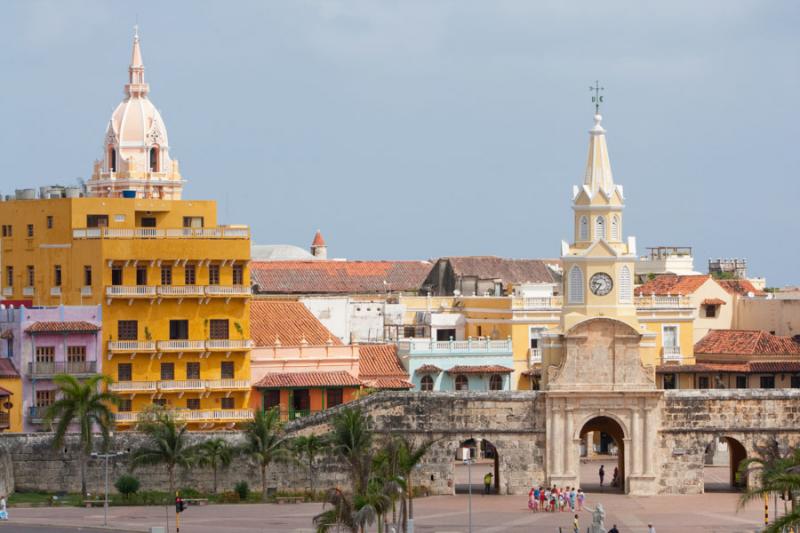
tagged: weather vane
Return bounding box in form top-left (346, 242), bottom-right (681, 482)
top-left (590, 80), bottom-right (604, 114)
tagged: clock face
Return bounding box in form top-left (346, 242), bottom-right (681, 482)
top-left (590, 272), bottom-right (614, 296)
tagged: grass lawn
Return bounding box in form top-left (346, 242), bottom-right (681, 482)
top-left (8, 492), bottom-right (83, 507)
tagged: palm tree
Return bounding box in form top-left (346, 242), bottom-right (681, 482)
top-left (330, 407), bottom-right (373, 496)
top-left (354, 477), bottom-right (392, 533)
top-left (738, 441), bottom-right (800, 533)
top-left (45, 373), bottom-right (118, 497)
top-left (130, 408), bottom-right (197, 494)
top-left (313, 488), bottom-right (358, 533)
top-left (197, 437), bottom-right (235, 494)
top-left (294, 434), bottom-right (329, 497)
top-left (242, 408), bottom-right (291, 501)
top-left (397, 437), bottom-right (434, 533)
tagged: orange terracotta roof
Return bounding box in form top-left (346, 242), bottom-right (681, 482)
top-left (749, 362), bottom-right (800, 373)
top-left (446, 365), bottom-right (514, 374)
top-left (416, 364), bottom-right (443, 373)
top-left (25, 321), bottom-right (100, 333)
top-left (363, 377), bottom-right (414, 390)
top-left (250, 260), bottom-right (432, 295)
top-left (254, 371), bottom-right (362, 388)
top-left (0, 386), bottom-right (13, 396)
top-left (694, 330), bottom-right (800, 356)
top-left (634, 275), bottom-right (710, 296)
top-left (657, 361), bottom-right (800, 374)
top-left (311, 230), bottom-right (326, 247)
top-left (701, 298), bottom-right (726, 306)
top-left (716, 279), bottom-right (766, 297)
top-left (358, 344), bottom-right (408, 379)
top-left (0, 359), bottom-right (19, 378)
top-left (250, 300), bottom-right (342, 347)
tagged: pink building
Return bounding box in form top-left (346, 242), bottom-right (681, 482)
top-left (0, 305), bottom-right (102, 432)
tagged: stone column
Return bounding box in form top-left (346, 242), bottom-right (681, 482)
top-left (551, 400), bottom-right (563, 476)
top-left (563, 406), bottom-right (575, 476)
top-left (631, 406), bottom-right (642, 475)
top-left (643, 406), bottom-right (655, 476)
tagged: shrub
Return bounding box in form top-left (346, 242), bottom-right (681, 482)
top-left (234, 481), bottom-right (249, 501)
top-left (114, 475), bottom-right (140, 499)
top-left (179, 487), bottom-right (201, 499)
top-left (218, 491), bottom-right (240, 504)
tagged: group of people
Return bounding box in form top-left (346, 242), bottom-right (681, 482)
top-left (527, 485), bottom-right (585, 513)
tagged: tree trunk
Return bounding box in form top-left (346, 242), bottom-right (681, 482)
top-left (169, 466), bottom-right (175, 496)
top-left (261, 464), bottom-right (268, 502)
top-left (80, 453), bottom-right (87, 497)
top-left (213, 464), bottom-right (218, 494)
top-left (308, 455), bottom-right (314, 496)
top-left (405, 476), bottom-right (413, 533)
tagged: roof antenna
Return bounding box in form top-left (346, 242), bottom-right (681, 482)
top-left (590, 80), bottom-right (604, 114)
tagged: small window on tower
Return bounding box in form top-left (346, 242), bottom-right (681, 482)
top-left (149, 146), bottom-right (159, 172)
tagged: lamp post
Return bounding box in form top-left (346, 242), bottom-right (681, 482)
top-left (462, 449), bottom-right (473, 533)
top-left (91, 445), bottom-right (127, 527)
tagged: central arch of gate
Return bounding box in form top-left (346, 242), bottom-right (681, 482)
top-left (545, 317), bottom-right (662, 495)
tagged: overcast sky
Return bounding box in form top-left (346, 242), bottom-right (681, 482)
top-left (2, 1), bottom-right (798, 286)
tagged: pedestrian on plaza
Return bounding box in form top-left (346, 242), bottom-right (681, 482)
top-left (569, 486), bottom-right (577, 512)
top-left (0, 493), bottom-right (8, 520)
top-left (483, 472), bottom-right (493, 495)
top-left (577, 488), bottom-right (585, 511)
top-left (573, 513), bottom-right (580, 533)
top-left (528, 486), bottom-right (537, 511)
top-left (612, 466), bottom-right (620, 487)
top-left (648, 524), bottom-right (656, 533)
top-left (599, 464), bottom-right (605, 486)
top-left (608, 525), bottom-right (619, 533)
top-left (540, 486), bottom-right (547, 511)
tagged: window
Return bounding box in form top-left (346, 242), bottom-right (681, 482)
top-left (220, 397), bottom-right (234, 409)
top-left (117, 363), bottom-right (132, 382)
top-left (209, 319), bottom-right (229, 340)
top-left (149, 147), bottom-right (159, 172)
top-left (153, 398), bottom-right (167, 407)
top-left (704, 305), bottom-right (718, 318)
top-left (136, 266), bottom-right (148, 286)
top-left (735, 375), bottom-right (748, 389)
top-left (610, 215), bottom-right (619, 241)
top-left (169, 320), bottom-right (189, 340)
top-left (420, 375), bottom-right (434, 391)
top-left (111, 267), bottom-right (123, 286)
top-left (184, 264), bottom-right (196, 285)
top-left (662, 326), bottom-right (678, 348)
top-left (263, 390), bottom-right (280, 410)
top-left (327, 388), bottom-right (343, 407)
top-left (140, 217), bottom-right (156, 228)
top-left (1, 225), bottom-right (11, 237)
top-left (160, 362), bottom-right (175, 380)
top-left (27, 224), bottom-right (34, 237)
top-left (35, 346), bottom-right (55, 364)
top-left (489, 374), bottom-right (503, 391)
top-left (36, 390), bottom-right (55, 408)
top-left (697, 376), bottom-right (710, 389)
top-left (46, 216), bottom-right (53, 229)
top-left (568, 265), bottom-right (584, 304)
top-left (232, 264), bottom-right (244, 285)
top-left (455, 374), bottom-right (469, 391)
top-left (221, 361), bottom-right (234, 379)
top-left (619, 265), bottom-right (632, 304)
top-left (109, 147), bottom-right (116, 172)
top-left (760, 375), bottom-right (775, 389)
top-left (118, 320), bottom-right (138, 341)
top-left (186, 362), bottom-right (200, 380)
top-left (208, 264), bottom-right (220, 285)
top-left (83, 266), bottom-right (92, 286)
top-left (5, 266), bottom-right (12, 288)
top-left (186, 398), bottom-right (200, 410)
top-left (529, 327), bottom-right (543, 349)
top-left (118, 399), bottom-right (132, 412)
top-left (594, 216), bottom-right (605, 240)
top-left (87, 214), bottom-right (109, 228)
top-left (663, 374), bottom-right (676, 390)
top-left (53, 265), bottom-right (62, 287)
top-left (67, 346), bottom-right (86, 363)
top-left (26, 265), bottom-right (34, 287)
top-left (183, 217), bottom-right (204, 228)
top-left (579, 216), bottom-right (589, 241)
top-left (161, 266), bottom-right (172, 285)
top-left (791, 375), bottom-right (800, 388)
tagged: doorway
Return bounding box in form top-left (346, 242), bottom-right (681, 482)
top-left (703, 436), bottom-right (747, 492)
top-left (453, 438), bottom-right (499, 494)
top-left (579, 416), bottom-right (625, 493)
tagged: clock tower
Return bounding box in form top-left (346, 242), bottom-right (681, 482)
top-left (560, 108), bottom-right (638, 332)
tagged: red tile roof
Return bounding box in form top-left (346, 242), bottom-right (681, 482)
top-left (416, 364), bottom-right (443, 373)
top-left (251, 300), bottom-right (342, 347)
top-left (634, 275), bottom-right (710, 296)
top-left (254, 370), bottom-right (363, 388)
top-left (657, 361), bottom-right (800, 374)
top-left (0, 359), bottom-right (19, 378)
top-left (363, 377), bottom-right (414, 390)
top-left (446, 365), bottom-right (514, 374)
top-left (716, 279), bottom-right (766, 297)
top-left (25, 321), bottom-right (100, 333)
top-left (251, 260), bottom-right (432, 295)
top-left (358, 344), bottom-right (408, 378)
top-left (749, 362), bottom-right (800, 373)
top-left (444, 257), bottom-right (559, 284)
top-left (311, 230), bottom-right (326, 247)
top-left (701, 298), bottom-right (726, 306)
top-left (694, 330), bottom-right (800, 356)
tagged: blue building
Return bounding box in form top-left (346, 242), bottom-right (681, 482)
top-left (397, 338), bottom-right (514, 391)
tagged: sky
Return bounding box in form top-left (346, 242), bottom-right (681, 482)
top-left (1, 1), bottom-right (798, 286)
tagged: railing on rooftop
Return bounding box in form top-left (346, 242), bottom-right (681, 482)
top-left (511, 296), bottom-right (562, 310)
top-left (634, 294), bottom-right (692, 308)
top-left (72, 226), bottom-right (249, 240)
top-left (397, 338), bottom-right (513, 355)
top-left (28, 361), bottom-right (97, 377)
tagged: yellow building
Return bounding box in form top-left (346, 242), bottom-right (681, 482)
top-left (0, 359), bottom-right (23, 433)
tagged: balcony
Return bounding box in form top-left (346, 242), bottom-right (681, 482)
top-left (72, 226), bottom-right (250, 240)
top-left (157, 285), bottom-right (205, 297)
top-left (23, 287), bottom-right (34, 297)
top-left (0, 411), bottom-right (9, 430)
top-left (108, 381), bottom-right (158, 393)
top-left (80, 286), bottom-right (92, 297)
top-left (157, 340), bottom-right (205, 352)
top-left (28, 406), bottom-right (49, 423)
top-left (662, 346), bottom-right (682, 362)
top-left (173, 408), bottom-right (253, 422)
top-left (106, 286), bottom-right (157, 298)
top-left (28, 361), bottom-right (97, 377)
top-left (108, 340), bottom-right (156, 353)
top-left (206, 379), bottom-right (250, 391)
top-left (2, 287), bottom-right (12, 297)
top-left (50, 287), bottom-right (62, 297)
top-left (528, 348), bottom-right (542, 365)
top-left (512, 296), bottom-right (563, 310)
top-left (397, 338), bottom-right (513, 355)
top-left (205, 339), bottom-right (253, 351)
top-left (158, 380), bottom-right (205, 392)
top-left (205, 285), bottom-right (251, 297)
top-left (634, 294), bottom-right (692, 309)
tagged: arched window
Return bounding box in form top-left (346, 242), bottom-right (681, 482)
top-left (594, 216), bottom-right (605, 241)
top-left (579, 216), bottom-right (589, 241)
top-left (489, 374), bottom-right (503, 391)
top-left (420, 375), bottom-right (434, 392)
top-left (149, 146), bottom-right (159, 172)
top-left (455, 374), bottom-right (469, 391)
top-left (619, 265), bottom-right (632, 304)
top-left (568, 265), bottom-right (584, 304)
top-left (610, 215), bottom-right (620, 241)
top-left (108, 147), bottom-right (116, 172)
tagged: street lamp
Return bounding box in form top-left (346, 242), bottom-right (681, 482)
top-left (461, 446), bottom-right (474, 533)
top-left (91, 443), bottom-right (127, 527)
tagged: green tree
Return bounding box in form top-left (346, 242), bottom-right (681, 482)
top-left (396, 437), bottom-right (434, 533)
top-left (242, 408), bottom-right (291, 502)
top-left (293, 434), bottom-right (329, 497)
top-left (330, 407), bottom-right (373, 496)
top-left (45, 373), bottom-right (118, 497)
top-left (738, 440), bottom-right (800, 533)
top-left (197, 437), bottom-right (235, 494)
top-left (130, 409), bottom-right (197, 494)
top-left (313, 488), bottom-right (358, 533)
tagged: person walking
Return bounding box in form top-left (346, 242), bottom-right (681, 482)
top-left (528, 486), bottom-right (537, 511)
top-left (483, 472), bottom-right (493, 495)
top-left (540, 486), bottom-right (547, 511)
top-left (648, 524), bottom-right (656, 533)
top-left (599, 464), bottom-right (605, 486)
top-left (0, 494), bottom-right (8, 521)
top-left (612, 466), bottom-right (620, 487)
top-left (608, 525), bottom-right (619, 533)
top-left (569, 486), bottom-right (577, 512)
top-left (577, 488), bottom-right (585, 511)
top-left (573, 513), bottom-right (580, 533)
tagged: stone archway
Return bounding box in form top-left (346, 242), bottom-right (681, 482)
top-left (579, 415), bottom-right (625, 492)
top-left (452, 438), bottom-right (500, 495)
top-left (703, 436), bottom-right (747, 492)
